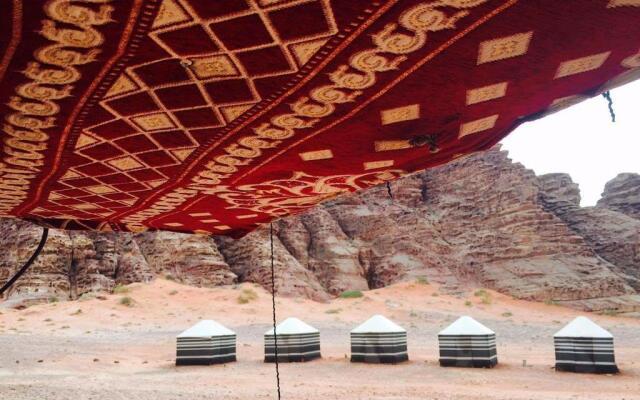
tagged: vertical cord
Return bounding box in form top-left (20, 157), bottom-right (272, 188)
top-left (0, 227), bottom-right (49, 296)
top-left (602, 91), bottom-right (616, 122)
top-left (270, 223), bottom-right (282, 400)
top-left (386, 181), bottom-right (393, 203)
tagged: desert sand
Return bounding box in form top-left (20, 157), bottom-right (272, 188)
top-left (1, 279), bottom-right (639, 400)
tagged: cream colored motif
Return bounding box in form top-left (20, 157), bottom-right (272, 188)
top-left (104, 73), bottom-right (138, 98)
top-left (380, 104), bottom-right (420, 125)
top-left (0, 0), bottom-right (113, 215)
top-left (122, 0), bottom-right (489, 227)
top-left (152, 0), bottom-right (190, 28)
top-left (608, 0), bottom-right (640, 7)
top-left (132, 113), bottom-right (176, 131)
top-left (74, 133), bottom-right (98, 149)
top-left (459, 114), bottom-right (498, 138)
top-left (108, 156), bottom-right (143, 171)
top-left (466, 82), bottom-right (508, 105)
top-left (544, 95), bottom-right (589, 116)
top-left (191, 55), bottom-right (239, 79)
top-left (221, 105), bottom-right (254, 123)
top-left (171, 149), bottom-right (194, 162)
top-left (364, 160), bottom-right (394, 170)
top-left (374, 140), bottom-right (411, 152)
top-left (86, 185), bottom-right (115, 194)
top-left (621, 50), bottom-right (640, 68)
top-left (555, 51), bottom-right (611, 79)
top-left (477, 31), bottom-right (532, 64)
top-left (189, 212), bottom-right (211, 217)
top-left (217, 170), bottom-right (405, 217)
top-left (299, 149), bottom-right (334, 161)
top-left (236, 214), bottom-right (258, 219)
top-left (55, 0), bottom-right (340, 220)
top-left (290, 39), bottom-right (330, 67)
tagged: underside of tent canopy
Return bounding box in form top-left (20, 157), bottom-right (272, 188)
top-left (1, 0), bottom-right (640, 236)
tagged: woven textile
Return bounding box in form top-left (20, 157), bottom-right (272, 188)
top-left (2, 0), bottom-right (640, 236)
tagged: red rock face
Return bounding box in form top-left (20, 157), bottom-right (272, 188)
top-left (1, 147), bottom-right (639, 313)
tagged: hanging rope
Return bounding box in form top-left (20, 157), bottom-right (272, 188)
top-left (0, 227), bottom-right (49, 296)
top-left (602, 91), bottom-right (616, 122)
top-left (269, 223), bottom-right (282, 400)
top-left (386, 181), bottom-right (393, 202)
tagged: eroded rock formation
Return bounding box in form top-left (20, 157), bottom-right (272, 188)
top-left (1, 147), bottom-right (639, 313)
top-left (597, 173), bottom-right (640, 220)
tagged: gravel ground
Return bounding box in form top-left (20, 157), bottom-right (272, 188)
top-left (1, 280), bottom-right (639, 400)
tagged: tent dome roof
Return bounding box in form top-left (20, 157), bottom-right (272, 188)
top-left (351, 314), bottom-right (406, 333)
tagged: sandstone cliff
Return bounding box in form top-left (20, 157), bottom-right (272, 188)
top-left (1, 148), bottom-right (639, 314)
top-left (597, 173), bottom-right (640, 220)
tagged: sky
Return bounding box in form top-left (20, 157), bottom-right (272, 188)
top-left (500, 79), bottom-right (640, 206)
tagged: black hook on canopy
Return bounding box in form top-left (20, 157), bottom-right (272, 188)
top-left (409, 134), bottom-right (439, 153)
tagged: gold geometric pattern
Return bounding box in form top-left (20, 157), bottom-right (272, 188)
top-left (236, 214), bottom-right (258, 219)
top-left (459, 115), bottom-right (499, 138)
top-left (105, 74), bottom-right (138, 98)
top-left (61, 170), bottom-right (81, 180)
top-left (108, 156), bottom-right (144, 171)
top-left (147, 179), bottom-right (167, 188)
top-left (42, 0), bottom-right (338, 222)
top-left (546, 95), bottom-right (588, 116)
top-left (364, 160), bottom-right (394, 170)
top-left (608, 0), bottom-right (640, 7)
top-left (75, 133), bottom-right (99, 149)
top-left (51, 0), bottom-right (341, 221)
top-left (131, 113), bottom-right (176, 131)
top-left (466, 82), bottom-right (508, 105)
top-left (86, 185), bottom-right (116, 195)
top-left (290, 38), bottom-right (330, 66)
top-left (189, 212), bottom-right (212, 217)
top-left (374, 140), bottom-right (411, 152)
top-left (477, 32), bottom-right (533, 64)
top-left (191, 55), bottom-right (239, 79)
top-left (555, 51), bottom-right (611, 79)
top-left (0, 0), bottom-right (113, 215)
top-left (221, 104), bottom-right (254, 123)
top-left (299, 149), bottom-right (334, 161)
top-left (622, 51), bottom-right (640, 68)
top-left (119, 0), bottom-right (494, 227)
top-left (217, 170), bottom-right (405, 217)
top-left (380, 104), bottom-right (420, 125)
top-left (152, 0), bottom-right (190, 28)
top-left (171, 149), bottom-right (195, 162)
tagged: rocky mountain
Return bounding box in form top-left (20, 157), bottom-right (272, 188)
top-left (1, 147), bottom-right (639, 314)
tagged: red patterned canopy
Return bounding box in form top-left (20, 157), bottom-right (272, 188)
top-left (1, 0), bottom-right (639, 236)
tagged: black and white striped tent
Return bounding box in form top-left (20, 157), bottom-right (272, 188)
top-left (438, 316), bottom-right (497, 368)
top-left (554, 316), bottom-right (618, 374)
top-left (350, 314), bottom-right (408, 363)
top-left (176, 320), bottom-right (236, 365)
top-left (264, 317), bottom-right (321, 362)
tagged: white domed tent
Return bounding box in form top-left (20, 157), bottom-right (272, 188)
top-left (176, 320), bottom-right (236, 365)
top-left (350, 315), bottom-right (408, 363)
top-left (554, 316), bottom-right (618, 373)
top-left (264, 317), bottom-right (320, 362)
top-left (438, 316), bottom-right (497, 368)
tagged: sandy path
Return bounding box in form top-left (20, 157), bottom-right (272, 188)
top-left (1, 279), bottom-right (639, 400)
